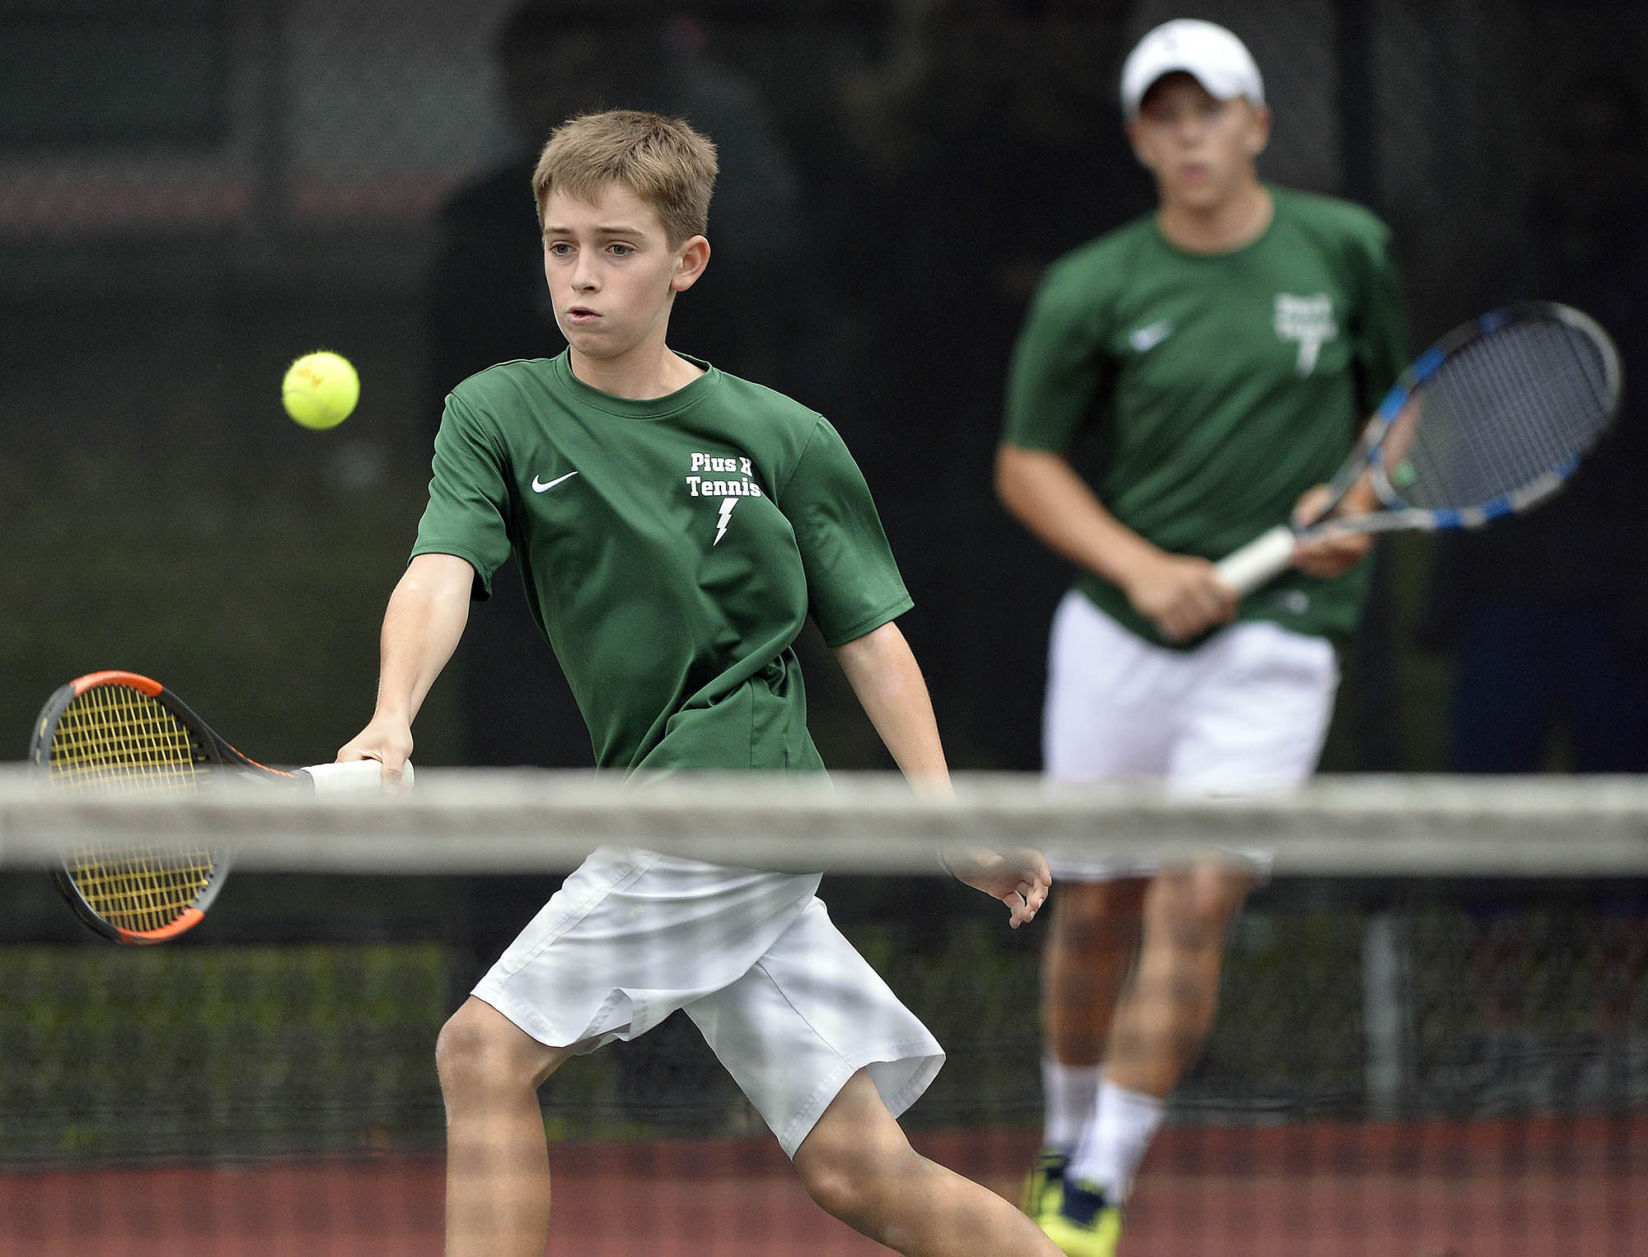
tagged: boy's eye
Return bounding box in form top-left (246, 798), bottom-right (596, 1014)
top-left (547, 242), bottom-right (573, 256)
top-left (608, 243), bottom-right (634, 257)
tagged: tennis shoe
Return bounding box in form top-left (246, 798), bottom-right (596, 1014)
top-left (1021, 1147), bottom-right (1068, 1220)
top-left (1038, 1179), bottom-right (1122, 1257)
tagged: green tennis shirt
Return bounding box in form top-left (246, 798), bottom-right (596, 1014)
top-left (1003, 185), bottom-right (1409, 648)
top-left (413, 353), bottom-right (912, 773)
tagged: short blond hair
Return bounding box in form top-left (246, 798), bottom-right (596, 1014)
top-left (532, 110), bottom-right (718, 246)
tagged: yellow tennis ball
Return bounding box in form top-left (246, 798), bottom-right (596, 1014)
top-left (283, 351), bottom-right (359, 430)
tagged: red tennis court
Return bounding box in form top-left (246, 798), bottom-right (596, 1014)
top-left (3, 1116), bottom-right (1640, 1256)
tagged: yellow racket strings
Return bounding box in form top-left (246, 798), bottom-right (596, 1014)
top-left (48, 685), bottom-right (216, 930)
top-left (48, 685), bottom-right (204, 792)
top-left (62, 845), bottom-right (215, 933)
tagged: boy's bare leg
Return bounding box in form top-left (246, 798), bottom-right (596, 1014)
top-left (436, 996), bottom-right (576, 1257)
top-left (1041, 879), bottom-right (1148, 1066)
top-left (794, 1069), bottom-right (1064, 1256)
top-left (1105, 862), bottom-right (1253, 1096)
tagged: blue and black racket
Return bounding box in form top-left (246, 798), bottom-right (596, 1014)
top-left (1215, 302), bottom-right (1622, 595)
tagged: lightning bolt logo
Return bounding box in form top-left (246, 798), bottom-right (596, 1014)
top-left (714, 497), bottom-right (737, 545)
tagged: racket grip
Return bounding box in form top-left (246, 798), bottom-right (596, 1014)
top-left (1213, 525), bottom-right (1298, 596)
top-left (299, 760), bottom-right (415, 792)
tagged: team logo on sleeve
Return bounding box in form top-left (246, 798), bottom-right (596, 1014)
top-left (685, 451), bottom-right (763, 544)
top-left (1274, 293), bottom-right (1338, 375)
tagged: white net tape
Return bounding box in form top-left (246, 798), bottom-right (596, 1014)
top-left (3, 767), bottom-right (1645, 876)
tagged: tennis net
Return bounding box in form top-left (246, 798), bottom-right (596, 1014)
top-left (0, 769), bottom-right (1644, 1255)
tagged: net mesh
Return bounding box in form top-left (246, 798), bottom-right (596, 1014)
top-left (0, 770), bottom-right (1644, 1256)
top-left (1392, 312), bottom-right (1619, 512)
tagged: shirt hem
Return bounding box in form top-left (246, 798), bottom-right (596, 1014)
top-left (819, 595), bottom-right (916, 649)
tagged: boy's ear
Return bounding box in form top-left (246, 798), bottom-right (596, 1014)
top-left (1124, 119), bottom-right (1155, 173)
top-left (1245, 104), bottom-right (1273, 157)
top-left (672, 236), bottom-right (711, 293)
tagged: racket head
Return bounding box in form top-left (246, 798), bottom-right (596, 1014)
top-left (1363, 302), bottom-right (1622, 527)
top-left (51, 845), bottom-right (228, 945)
top-left (31, 669), bottom-right (292, 790)
top-left (29, 670), bottom-right (278, 944)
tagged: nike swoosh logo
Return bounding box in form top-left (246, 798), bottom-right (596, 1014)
top-left (531, 471), bottom-right (580, 493)
top-left (1128, 319), bottom-right (1174, 353)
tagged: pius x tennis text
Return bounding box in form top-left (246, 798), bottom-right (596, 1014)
top-left (685, 451), bottom-right (764, 497)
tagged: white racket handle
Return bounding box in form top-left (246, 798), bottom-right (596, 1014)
top-left (298, 759), bottom-right (414, 792)
top-left (1212, 525), bottom-right (1298, 597)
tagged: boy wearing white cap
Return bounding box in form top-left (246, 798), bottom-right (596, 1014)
top-left (996, 19), bottom-right (1408, 1255)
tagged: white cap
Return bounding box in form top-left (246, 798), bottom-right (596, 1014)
top-left (1120, 19), bottom-right (1264, 118)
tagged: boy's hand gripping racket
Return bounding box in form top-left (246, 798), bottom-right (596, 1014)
top-left (1214, 302), bottom-right (1622, 595)
top-left (29, 669), bottom-right (408, 945)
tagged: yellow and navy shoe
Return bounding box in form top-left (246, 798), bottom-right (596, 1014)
top-left (1038, 1179), bottom-right (1123, 1257)
top-left (1021, 1147), bottom-right (1068, 1221)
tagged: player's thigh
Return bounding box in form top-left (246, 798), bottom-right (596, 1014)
top-left (1049, 877), bottom-right (1149, 951)
top-left (1142, 860), bottom-right (1256, 937)
top-left (684, 899), bottom-right (942, 1160)
top-left (1170, 622), bottom-right (1339, 794)
top-left (1044, 590), bottom-right (1182, 780)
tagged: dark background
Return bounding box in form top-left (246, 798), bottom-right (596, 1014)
top-left (3, 1), bottom-right (1646, 1165)
top-left (4, 0), bottom-right (1645, 779)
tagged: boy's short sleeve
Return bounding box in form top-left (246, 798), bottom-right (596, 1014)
top-left (779, 417), bottom-right (913, 646)
top-left (1002, 260), bottom-right (1114, 454)
top-left (410, 392), bottom-right (514, 598)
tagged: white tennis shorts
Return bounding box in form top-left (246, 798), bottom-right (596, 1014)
top-left (1043, 591), bottom-right (1340, 878)
top-left (472, 845), bottom-right (944, 1158)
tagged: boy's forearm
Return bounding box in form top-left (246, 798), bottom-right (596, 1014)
top-left (994, 444), bottom-right (1162, 588)
top-left (373, 555), bottom-right (474, 726)
top-left (832, 622), bottom-right (951, 793)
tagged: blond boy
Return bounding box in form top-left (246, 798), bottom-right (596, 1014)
top-left (341, 110), bottom-right (1058, 1257)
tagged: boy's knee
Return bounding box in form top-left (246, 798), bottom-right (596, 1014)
top-left (435, 1007), bottom-right (490, 1088)
top-left (798, 1157), bottom-right (865, 1224)
top-left (799, 1143), bottom-right (907, 1228)
top-left (435, 1000), bottom-right (546, 1095)
top-left (796, 1107), bottom-right (917, 1229)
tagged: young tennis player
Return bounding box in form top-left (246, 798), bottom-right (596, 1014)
top-left (339, 109), bottom-right (1057, 1257)
top-left (995, 20), bottom-right (1408, 1255)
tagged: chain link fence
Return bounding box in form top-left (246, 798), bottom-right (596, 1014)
top-left (3, 0), bottom-right (1643, 771)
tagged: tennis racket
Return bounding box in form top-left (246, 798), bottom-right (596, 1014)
top-left (30, 669), bottom-right (407, 945)
top-left (1214, 302), bottom-right (1622, 595)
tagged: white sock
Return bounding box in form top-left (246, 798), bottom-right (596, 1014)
top-left (1041, 1058), bottom-right (1103, 1156)
top-left (1066, 1080), bottom-right (1165, 1203)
